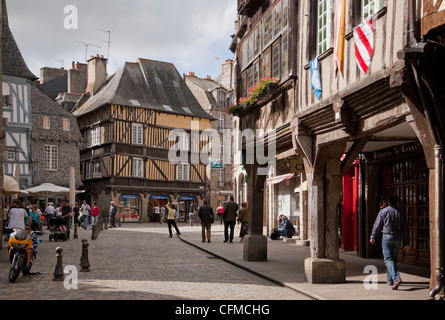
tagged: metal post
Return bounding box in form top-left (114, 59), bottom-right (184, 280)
top-left (79, 239), bottom-right (90, 272)
top-left (53, 247), bottom-right (64, 281)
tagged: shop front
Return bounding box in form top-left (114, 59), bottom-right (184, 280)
top-left (148, 195), bottom-right (169, 222)
top-left (177, 196), bottom-right (195, 222)
top-left (118, 194), bottom-right (141, 222)
top-left (366, 141), bottom-right (430, 267)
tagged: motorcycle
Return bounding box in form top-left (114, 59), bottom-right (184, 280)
top-left (5, 228), bottom-right (42, 283)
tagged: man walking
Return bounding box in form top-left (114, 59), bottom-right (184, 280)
top-left (223, 196), bottom-right (238, 243)
top-left (45, 202), bottom-right (55, 229)
top-left (198, 200), bottom-right (214, 243)
top-left (80, 200), bottom-right (91, 229)
top-left (370, 195), bottom-right (409, 290)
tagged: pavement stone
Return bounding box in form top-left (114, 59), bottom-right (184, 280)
top-left (0, 222), bottom-right (309, 301)
top-left (0, 222), bottom-right (433, 301)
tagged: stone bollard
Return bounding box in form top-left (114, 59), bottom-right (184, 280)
top-left (100, 218), bottom-right (104, 231)
top-left (53, 247), bottom-right (64, 281)
top-left (79, 239), bottom-right (90, 272)
top-left (104, 218), bottom-right (108, 230)
top-left (118, 217), bottom-right (122, 227)
top-left (73, 224), bottom-right (78, 239)
top-left (91, 223), bottom-right (98, 240)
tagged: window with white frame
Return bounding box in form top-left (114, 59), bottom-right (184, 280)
top-left (218, 91), bottom-right (226, 107)
top-left (44, 145), bottom-right (58, 171)
top-left (62, 118), bottom-right (70, 131)
top-left (263, 10), bottom-right (274, 48)
top-left (317, 0), bottom-right (333, 55)
top-left (281, 29), bottom-right (289, 77)
top-left (132, 157), bottom-right (144, 177)
top-left (362, 0), bottom-right (383, 20)
top-left (88, 126), bottom-right (101, 147)
top-left (218, 114), bottom-right (225, 131)
top-left (43, 116), bottom-right (50, 129)
top-left (176, 163), bottom-right (190, 181)
top-left (132, 123), bottom-right (143, 145)
top-left (273, 3), bottom-right (282, 38)
top-left (272, 42), bottom-right (281, 79)
top-left (218, 168), bottom-right (224, 184)
top-left (175, 131), bottom-right (189, 151)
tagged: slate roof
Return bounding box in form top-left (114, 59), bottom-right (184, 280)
top-left (73, 58), bottom-right (214, 120)
top-left (1, 0), bottom-right (37, 80)
top-left (39, 74), bottom-right (68, 100)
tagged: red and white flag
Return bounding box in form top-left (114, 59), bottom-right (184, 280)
top-left (353, 18), bottom-right (374, 74)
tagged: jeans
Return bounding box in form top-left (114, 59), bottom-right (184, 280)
top-left (224, 221), bottom-right (236, 242)
top-left (91, 215), bottom-right (98, 227)
top-left (382, 234), bottom-right (402, 283)
top-left (82, 215), bottom-right (89, 229)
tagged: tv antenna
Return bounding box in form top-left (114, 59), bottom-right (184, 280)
top-left (97, 29), bottom-right (111, 62)
top-left (55, 58), bottom-right (64, 68)
top-left (76, 41), bottom-right (101, 63)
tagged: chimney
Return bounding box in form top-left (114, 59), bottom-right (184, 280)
top-left (39, 67), bottom-right (67, 84)
top-left (206, 75), bottom-right (211, 80)
top-left (86, 55), bottom-right (107, 96)
top-left (68, 62), bottom-right (87, 94)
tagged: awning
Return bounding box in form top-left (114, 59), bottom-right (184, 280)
top-left (266, 173), bottom-right (295, 186)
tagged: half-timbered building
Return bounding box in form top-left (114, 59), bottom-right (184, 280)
top-left (73, 56), bottom-right (214, 223)
top-left (2, 1), bottom-right (37, 188)
top-left (232, 0), bottom-right (445, 293)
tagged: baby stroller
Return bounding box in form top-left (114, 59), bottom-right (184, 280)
top-left (49, 217), bottom-right (68, 241)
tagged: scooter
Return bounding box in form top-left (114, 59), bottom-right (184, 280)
top-left (5, 228), bottom-right (42, 283)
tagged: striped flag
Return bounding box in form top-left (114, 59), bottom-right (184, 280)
top-left (334, 0), bottom-right (346, 75)
top-left (353, 18), bottom-right (374, 74)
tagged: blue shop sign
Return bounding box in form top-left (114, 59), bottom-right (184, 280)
top-left (178, 196), bottom-right (195, 201)
top-left (149, 195), bottom-right (169, 200)
top-left (121, 194), bottom-right (139, 199)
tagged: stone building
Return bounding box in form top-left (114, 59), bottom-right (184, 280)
top-left (30, 84), bottom-right (83, 188)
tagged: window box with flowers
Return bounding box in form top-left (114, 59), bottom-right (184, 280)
top-left (228, 77), bottom-right (278, 116)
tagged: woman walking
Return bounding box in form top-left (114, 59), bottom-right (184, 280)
top-left (166, 203), bottom-right (181, 237)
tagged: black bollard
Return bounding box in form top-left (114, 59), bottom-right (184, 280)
top-left (91, 223), bottom-right (98, 240)
top-left (73, 224), bottom-right (78, 239)
top-left (79, 239), bottom-right (90, 272)
top-left (53, 247), bottom-right (64, 281)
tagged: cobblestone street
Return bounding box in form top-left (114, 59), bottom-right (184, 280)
top-left (0, 223), bottom-right (310, 300)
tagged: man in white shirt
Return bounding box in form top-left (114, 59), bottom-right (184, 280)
top-left (45, 202), bottom-right (56, 229)
top-left (7, 199), bottom-right (30, 230)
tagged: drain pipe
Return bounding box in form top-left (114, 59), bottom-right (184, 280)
top-left (406, 0), bottom-right (444, 299)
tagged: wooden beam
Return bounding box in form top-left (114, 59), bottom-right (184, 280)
top-left (340, 137), bottom-right (369, 177)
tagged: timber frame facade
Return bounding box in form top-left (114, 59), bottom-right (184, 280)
top-left (74, 57), bottom-right (213, 223)
top-left (232, 0), bottom-right (445, 293)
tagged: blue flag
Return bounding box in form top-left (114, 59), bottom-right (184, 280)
top-left (310, 57), bottom-right (322, 100)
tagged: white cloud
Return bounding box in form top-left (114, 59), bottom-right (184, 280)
top-left (6, 0), bottom-right (236, 79)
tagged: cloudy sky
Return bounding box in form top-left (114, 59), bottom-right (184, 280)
top-left (7, 0), bottom-right (237, 80)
